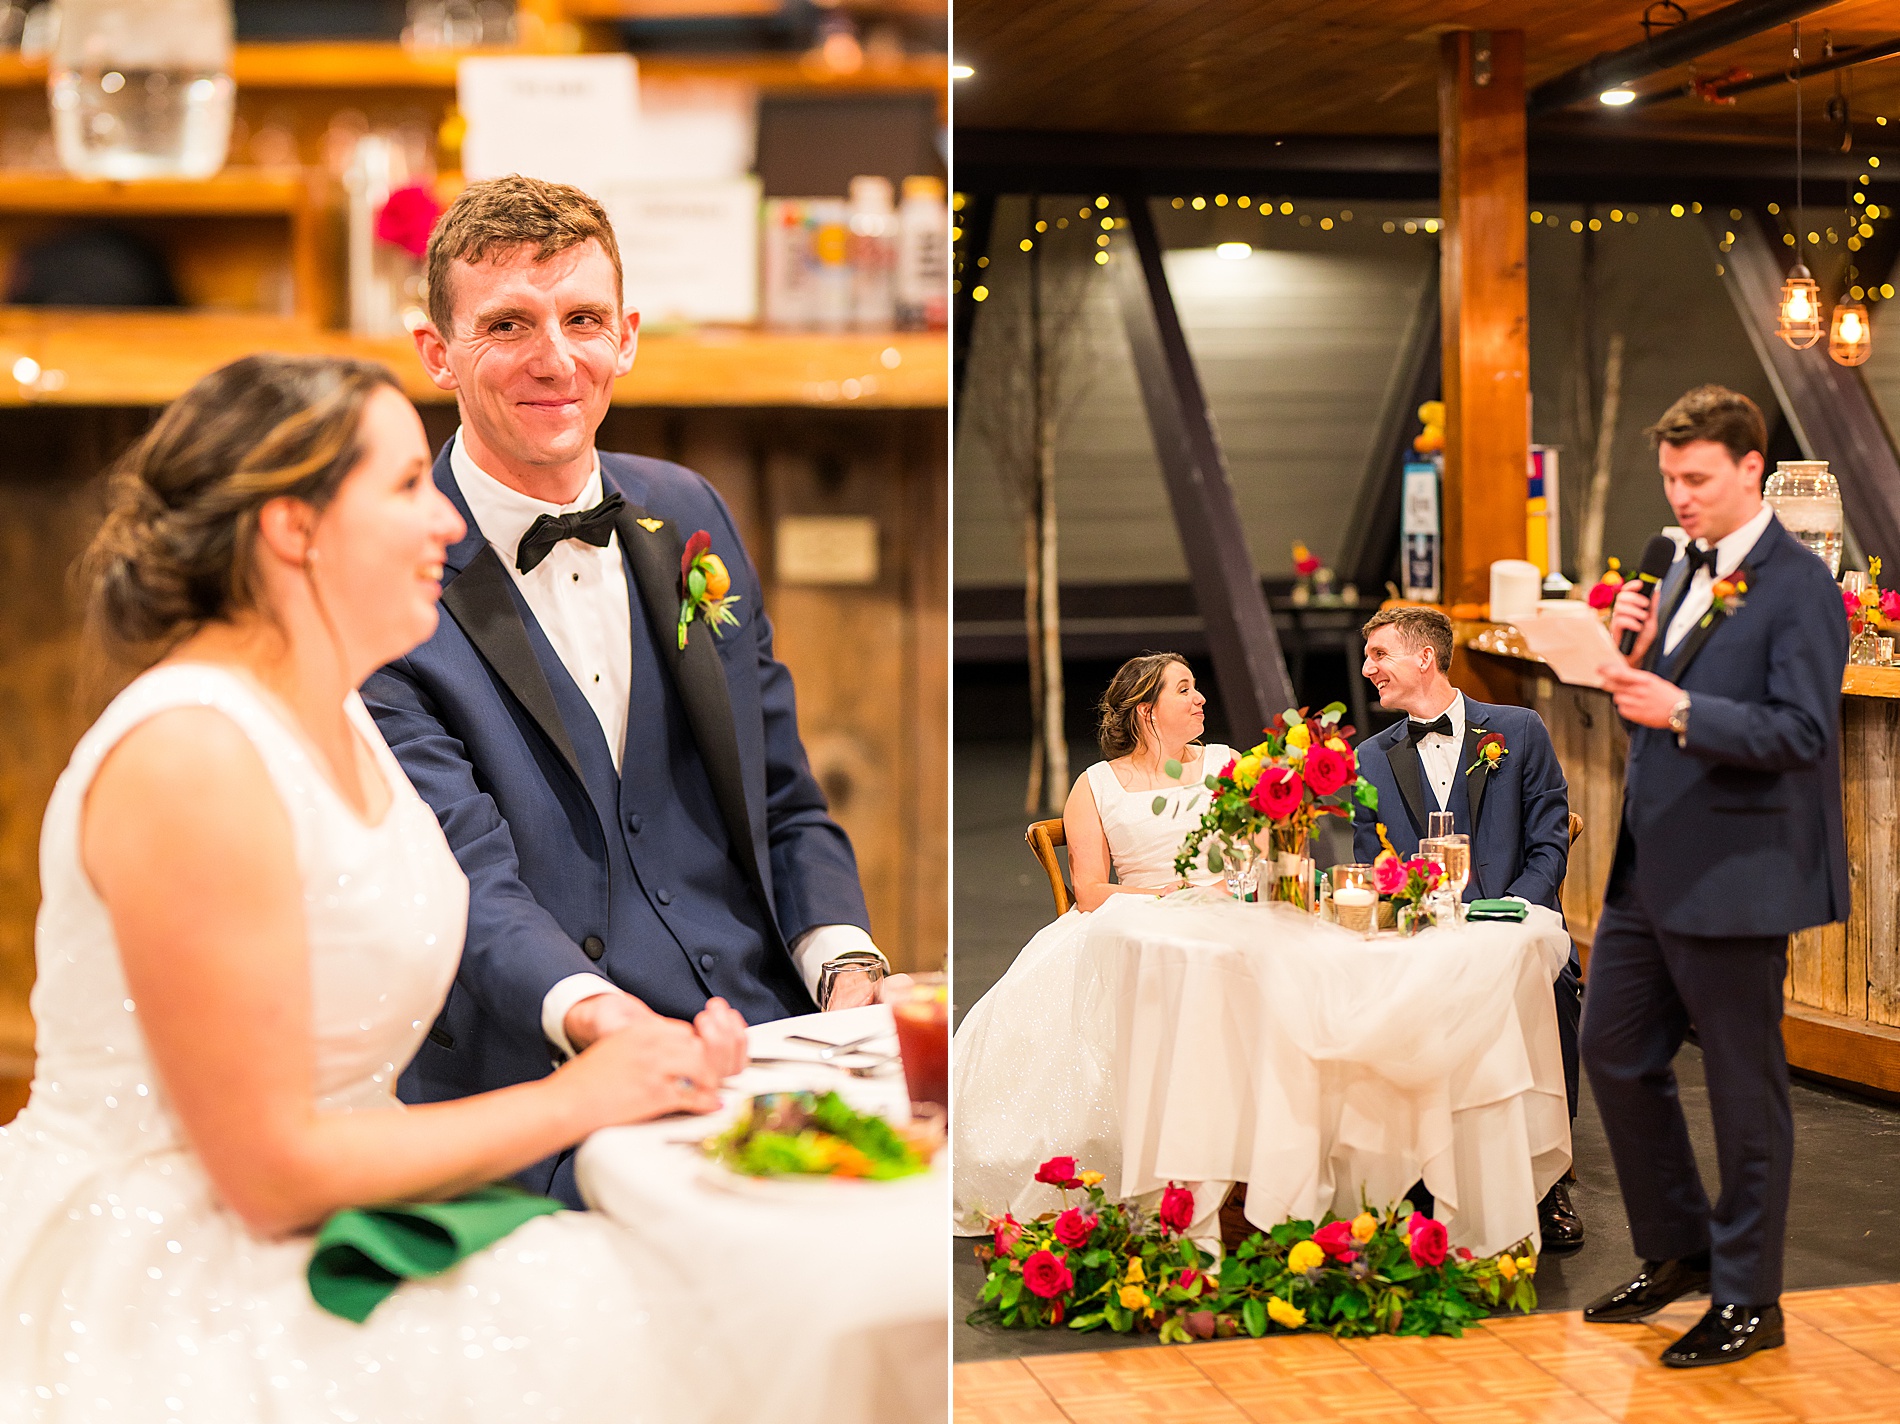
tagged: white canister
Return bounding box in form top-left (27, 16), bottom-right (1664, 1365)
top-left (1489, 559), bottom-right (1543, 625)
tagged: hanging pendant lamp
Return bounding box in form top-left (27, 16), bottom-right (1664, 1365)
top-left (1829, 299), bottom-right (1873, 365)
top-left (1778, 23), bottom-right (1823, 350)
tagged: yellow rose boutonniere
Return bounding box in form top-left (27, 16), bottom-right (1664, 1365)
top-left (1465, 731), bottom-right (1508, 778)
top-left (677, 529), bottom-right (742, 650)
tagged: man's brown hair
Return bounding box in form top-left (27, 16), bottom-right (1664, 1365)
top-left (1645, 384), bottom-right (1767, 469)
top-left (1361, 606), bottom-right (1454, 674)
top-left (422, 174), bottom-right (624, 335)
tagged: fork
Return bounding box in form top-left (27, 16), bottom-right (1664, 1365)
top-left (783, 1032), bottom-right (889, 1060)
top-left (745, 1055), bottom-right (897, 1078)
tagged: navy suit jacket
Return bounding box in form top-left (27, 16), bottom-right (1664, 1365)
top-left (1614, 513), bottom-right (1849, 938)
top-left (365, 444), bottom-right (869, 1149)
top-left (1352, 698), bottom-right (1570, 911)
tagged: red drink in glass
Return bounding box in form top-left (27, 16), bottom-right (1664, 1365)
top-left (892, 972), bottom-right (949, 1115)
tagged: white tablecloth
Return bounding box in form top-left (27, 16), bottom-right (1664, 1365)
top-left (1094, 894), bottom-right (1573, 1257)
top-left (577, 1005), bottom-right (947, 1424)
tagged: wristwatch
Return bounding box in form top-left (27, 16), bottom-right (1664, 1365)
top-left (1667, 694), bottom-right (1692, 745)
top-left (817, 951), bottom-right (888, 1010)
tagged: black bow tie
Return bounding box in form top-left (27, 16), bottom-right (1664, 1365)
top-left (1684, 542), bottom-right (1719, 579)
top-left (1408, 714), bottom-right (1453, 743)
top-left (515, 493), bottom-right (626, 573)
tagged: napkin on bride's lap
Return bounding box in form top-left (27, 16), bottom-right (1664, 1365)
top-left (308, 1183), bottom-right (564, 1322)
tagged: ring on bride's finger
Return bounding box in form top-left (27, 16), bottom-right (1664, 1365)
top-left (675, 1075), bottom-right (698, 1092)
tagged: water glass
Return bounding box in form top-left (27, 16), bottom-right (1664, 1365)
top-left (1427, 811), bottom-right (1455, 840)
top-left (1882, 637), bottom-right (1895, 667)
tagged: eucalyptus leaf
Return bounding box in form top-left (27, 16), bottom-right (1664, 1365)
top-left (1205, 774), bottom-right (1220, 790)
top-left (1282, 708), bottom-right (1303, 728)
top-left (1207, 845), bottom-right (1224, 872)
top-left (1163, 757), bottom-right (1182, 779)
top-left (1152, 794), bottom-right (1167, 815)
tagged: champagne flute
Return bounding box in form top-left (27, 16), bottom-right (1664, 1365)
top-left (1439, 834), bottom-right (1471, 904)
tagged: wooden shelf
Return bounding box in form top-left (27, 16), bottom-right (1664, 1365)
top-left (0, 44), bottom-right (947, 96)
top-left (0, 310), bottom-right (945, 409)
top-left (0, 167), bottom-right (313, 216)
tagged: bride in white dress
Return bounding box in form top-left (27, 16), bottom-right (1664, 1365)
top-left (953, 654), bottom-right (1231, 1235)
top-left (0, 356), bottom-right (786, 1422)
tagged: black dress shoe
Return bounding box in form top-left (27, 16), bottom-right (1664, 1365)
top-left (1661, 1303), bottom-right (1784, 1368)
top-left (1538, 1180), bottom-right (1585, 1254)
top-left (1582, 1253), bottom-right (1712, 1323)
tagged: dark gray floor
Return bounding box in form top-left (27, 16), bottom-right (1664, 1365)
top-left (952, 740), bottom-right (1900, 1363)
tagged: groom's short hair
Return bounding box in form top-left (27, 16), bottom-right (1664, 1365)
top-left (423, 175), bottom-right (624, 336)
top-left (1362, 606), bottom-right (1454, 673)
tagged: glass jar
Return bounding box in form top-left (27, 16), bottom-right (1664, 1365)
top-left (1764, 460), bottom-right (1843, 576)
top-left (50, 0), bottom-right (233, 180)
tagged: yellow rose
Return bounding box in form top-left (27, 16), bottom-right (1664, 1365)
top-left (1124, 1256), bottom-right (1145, 1283)
top-left (1326, 737), bottom-right (1349, 753)
top-left (1350, 1212), bottom-right (1377, 1243)
top-left (1864, 587), bottom-right (1881, 609)
top-left (1497, 1254), bottom-right (1517, 1280)
top-left (1285, 724), bottom-right (1311, 751)
top-left (1235, 755), bottom-right (1263, 788)
top-left (1078, 1170), bottom-right (1104, 1188)
top-left (1119, 1285), bottom-right (1151, 1310)
top-left (1516, 1255), bottom-right (1537, 1278)
top-left (1266, 1295), bottom-right (1307, 1330)
top-left (1286, 1240), bottom-right (1325, 1273)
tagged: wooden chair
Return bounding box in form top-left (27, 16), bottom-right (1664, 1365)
top-left (1026, 818), bottom-right (1072, 916)
top-left (1565, 812), bottom-right (1585, 978)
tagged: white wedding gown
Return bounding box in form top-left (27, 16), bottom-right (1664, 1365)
top-left (0, 667), bottom-right (762, 1422)
top-left (952, 748), bottom-right (1232, 1236)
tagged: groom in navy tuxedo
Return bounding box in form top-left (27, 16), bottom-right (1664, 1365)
top-left (1584, 386), bottom-right (1848, 1367)
top-left (1351, 605), bottom-right (1582, 1249)
top-left (363, 176), bottom-right (895, 1207)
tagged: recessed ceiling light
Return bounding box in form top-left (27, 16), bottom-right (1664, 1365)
top-left (951, 63), bottom-right (974, 80)
top-left (1216, 242), bottom-right (1252, 261)
top-left (1600, 87), bottom-right (1636, 106)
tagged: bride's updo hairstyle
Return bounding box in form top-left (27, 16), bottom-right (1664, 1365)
top-left (1097, 651), bottom-right (1189, 759)
top-left (81, 354), bottom-right (400, 678)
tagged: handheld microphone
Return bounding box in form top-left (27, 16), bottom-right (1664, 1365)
top-left (1619, 534), bottom-right (1680, 655)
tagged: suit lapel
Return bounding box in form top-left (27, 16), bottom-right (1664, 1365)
top-left (1461, 703), bottom-right (1489, 832)
top-left (1666, 553), bottom-right (1761, 683)
top-left (1385, 726), bottom-right (1430, 837)
top-left (1645, 562), bottom-right (1691, 673)
top-left (611, 502), bottom-right (771, 913)
top-left (439, 544), bottom-right (585, 785)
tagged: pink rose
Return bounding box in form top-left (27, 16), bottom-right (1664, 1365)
top-left (1373, 854), bottom-right (1406, 895)
top-left (1312, 1220), bottom-right (1357, 1258)
top-left (1250, 766), bottom-right (1304, 820)
top-left (374, 183), bottom-right (443, 258)
top-left (1216, 756), bottom-right (1236, 782)
top-left (1051, 1208), bottom-right (1097, 1248)
top-left (1845, 588), bottom-right (1865, 621)
top-left (1405, 857), bottom-right (1441, 892)
top-left (1408, 1217), bottom-right (1449, 1269)
top-left (1022, 1249), bottom-right (1074, 1299)
top-left (1034, 1155), bottom-right (1080, 1189)
top-left (1586, 580), bottom-right (1619, 609)
top-left (1882, 589), bottom-right (1900, 622)
top-left (992, 1214), bottom-right (1022, 1253)
top-left (1303, 744), bottom-right (1352, 797)
top-left (1158, 1183), bottom-right (1195, 1234)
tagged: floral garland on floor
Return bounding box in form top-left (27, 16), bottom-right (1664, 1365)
top-left (969, 1157), bottom-right (1537, 1343)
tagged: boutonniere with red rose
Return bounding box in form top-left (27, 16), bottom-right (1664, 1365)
top-left (677, 529), bottom-right (741, 650)
top-left (1465, 730), bottom-right (1508, 777)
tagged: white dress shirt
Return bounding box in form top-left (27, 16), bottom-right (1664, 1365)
top-left (1662, 503), bottom-right (1774, 655)
top-left (449, 432), bottom-right (882, 1057)
top-left (1409, 690), bottom-right (1466, 812)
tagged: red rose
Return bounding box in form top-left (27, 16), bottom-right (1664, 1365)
top-left (1405, 1211), bottom-right (1428, 1236)
top-left (1586, 579), bottom-right (1619, 610)
top-left (1408, 1217), bottom-right (1449, 1269)
top-left (1034, 1155), bottom-right (1080, 1189)
top-left (1303, 744), bottom-right (1352, 797)
top-left (1022, 1249), bottom-right (1074, 1299)
top-left (1051, 1208), bottom-right (1097, 1248)
top-left (1216, 756), bottom-right (1236, 782)
top-left (991, 1214), bottom-right (1022, 1253)
top-left (1250, 766), bottom-right (1304, 820)
top-left (1312, 1220), bottom-right (1357, 1258)
top-left (681, 529), bottom-right (712, 584)
top-left (1158, 1183), bottom-right (1195, 1234)
top-left (374, 183), bottom-right (443, 258)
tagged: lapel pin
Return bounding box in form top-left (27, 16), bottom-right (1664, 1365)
top-left (636, 517), bottom-right (664, 532)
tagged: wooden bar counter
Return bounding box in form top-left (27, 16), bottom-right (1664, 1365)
top-left (1454, 624), bottom-right (1900, 1099)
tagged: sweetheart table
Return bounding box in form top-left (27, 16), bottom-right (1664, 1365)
top-left (1092, 893), bottom-right (1574, 1258)
top-left (577, 1004), bottom-right (946, 1424)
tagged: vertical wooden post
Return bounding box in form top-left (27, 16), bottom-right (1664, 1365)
top-left (1439, 29), bottom-right (1529, 604)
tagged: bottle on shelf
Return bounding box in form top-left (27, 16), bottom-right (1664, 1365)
top-left (896, 174), bottom-right (947, 331)
top-left (847, 174), bottom-right (896, 332)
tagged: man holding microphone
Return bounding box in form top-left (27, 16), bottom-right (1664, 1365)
top-left (1584, 385), bottom-right (1849, 1367)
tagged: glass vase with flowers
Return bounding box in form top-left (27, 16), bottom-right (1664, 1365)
top-left (1165, 703), bottom-right (1377, 910)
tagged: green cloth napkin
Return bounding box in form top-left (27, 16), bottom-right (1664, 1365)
top-left (1465, 899), bottom-right (1529, 923)
top-left (308, 1183), bottom-right (564, 1323)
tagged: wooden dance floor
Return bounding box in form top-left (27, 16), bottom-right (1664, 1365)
top-left (954, 1283), bottom-right (1900, 1423)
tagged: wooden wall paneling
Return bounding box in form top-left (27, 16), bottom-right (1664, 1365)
top-left (0, 407), bottom-right (149, 1072)
top-left (1437, 29), bottom-right (1529, 606)
top-left (759, 413), bottom-right (917, 970)
top-left (902, 410), bottom-right (948, 971)
top-left (1844, 703), bottom-right (1873, 1022)
top-left (1861, 697), bottom-right (1900, 1026)
top-left (669, 412), bottom-right (768, 565)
